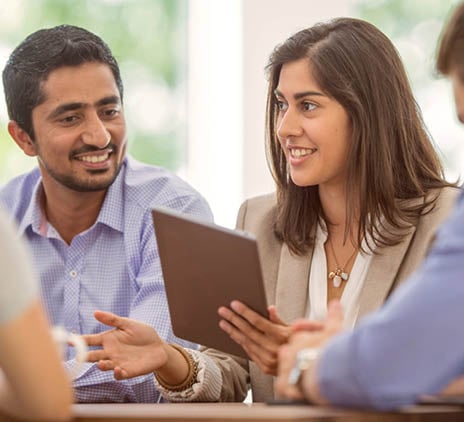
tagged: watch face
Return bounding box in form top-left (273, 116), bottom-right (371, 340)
top-left (288, 348), bottom-right (319, 386)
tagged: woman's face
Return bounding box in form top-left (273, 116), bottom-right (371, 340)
top-left (275, 59), bottom-right (352, 192)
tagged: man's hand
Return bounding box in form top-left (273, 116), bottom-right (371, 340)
top-left (218, 302), bottom-right (323, 375)
top-left (83, 310), bottom-right (169, 380)
top-left (275, 301), bottom-right (344, 402)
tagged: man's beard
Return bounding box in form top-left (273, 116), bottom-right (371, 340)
top-left (38, 143), bottom-right (124, 192)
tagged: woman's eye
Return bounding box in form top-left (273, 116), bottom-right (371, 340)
top-left (302, 101), bottom-right (316, 111)
top-left (277, 100), bottom-right (288, 111)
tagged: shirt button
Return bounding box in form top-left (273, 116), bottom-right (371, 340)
top-left (70, 270), bottom-right (77, 278)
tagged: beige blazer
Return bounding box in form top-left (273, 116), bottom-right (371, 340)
top-left (202, 187), bottom-right (459, 402)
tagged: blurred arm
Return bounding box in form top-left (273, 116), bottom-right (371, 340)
top-left (0, 299), bottom-right (72, 421)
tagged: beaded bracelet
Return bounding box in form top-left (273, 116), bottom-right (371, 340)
top-left (154, 344), bottom-right (198, 392)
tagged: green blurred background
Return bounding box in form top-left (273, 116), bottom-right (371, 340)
top-left (0, 0), bottom-right (460, 186)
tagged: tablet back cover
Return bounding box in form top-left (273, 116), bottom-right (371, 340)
top-left (152, 207), bottom-right (268, 358)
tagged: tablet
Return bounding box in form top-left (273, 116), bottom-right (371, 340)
top-left (152, 207), bottom-right (268, 358)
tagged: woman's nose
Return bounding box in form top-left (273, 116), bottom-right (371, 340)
top-left (276, 107), bottom-right (303, 140)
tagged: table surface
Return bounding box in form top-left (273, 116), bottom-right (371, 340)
top-left (66, 402), bottom-right (464, 422)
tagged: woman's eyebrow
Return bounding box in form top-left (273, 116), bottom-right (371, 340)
top-left (274, 88), bottom-right (324, 100)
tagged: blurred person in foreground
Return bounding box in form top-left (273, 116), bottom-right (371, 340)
top-left (0, 209), bottom-right (72, 421)
top-left (275, 2), bottom-right (464, 409)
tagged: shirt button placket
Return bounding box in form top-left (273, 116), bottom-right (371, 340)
top-left (63, 244), bottom-right (83, 361)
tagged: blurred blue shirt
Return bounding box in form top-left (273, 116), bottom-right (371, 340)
top-left (318, 189), bottom-right (464, 410)
top-left (0, 156), bottom-right (213, 403)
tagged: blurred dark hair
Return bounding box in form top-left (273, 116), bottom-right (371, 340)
top-left (436, 2), bottom-right (464, 75)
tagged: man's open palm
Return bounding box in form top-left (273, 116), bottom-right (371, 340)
top-left (83, 310), bottom-right (168, 380)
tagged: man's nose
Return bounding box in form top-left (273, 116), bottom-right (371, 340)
top-left (81, 114), bottom-right (111, 148)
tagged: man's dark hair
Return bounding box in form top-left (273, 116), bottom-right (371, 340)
top-left (2, 24), bottom-right (124, 139)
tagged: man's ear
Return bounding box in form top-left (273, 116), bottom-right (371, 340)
top-left (7, 120), bottom-right (37, 157)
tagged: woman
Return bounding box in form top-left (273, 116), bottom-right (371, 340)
top-left (83, 17), bottom-right (458, 402)
top-left (0, 209), bottom-right (72, 420)
top-left (275, 2), bottom-right (464, 409)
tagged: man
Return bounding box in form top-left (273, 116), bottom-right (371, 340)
top-left (275, 2), bottom-right (464, 409)
top-left (0, 25), bottom-right (212, 403)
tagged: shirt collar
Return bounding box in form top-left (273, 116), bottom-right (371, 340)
top-left (17, 178), bottom-right (44, 236)
top-left (315, 218), bottom-right (374, 255)
top-left (96, 159), bottom-right (127, 233)
top-left (315, 219), bottom-right (328, 245)
top-left (17, 158), bottom-right (128, 236)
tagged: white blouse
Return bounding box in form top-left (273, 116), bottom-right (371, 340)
top-left (307, 223), bottom-right (373, 329)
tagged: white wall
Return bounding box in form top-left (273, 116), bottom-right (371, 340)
top-left (188, 0), bottom-right (355, 227)
top-left (241, 0), bottom-right (355, 202)
top-left (187, 0), bottom-right (243, 228)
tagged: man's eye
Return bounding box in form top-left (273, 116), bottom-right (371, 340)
top-left (102, 108), bottom-right (119, 118)
top-left (60, 115), bottom-right (78, 123)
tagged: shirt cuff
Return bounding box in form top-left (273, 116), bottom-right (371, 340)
top-left (157, 348), bottom-right (222, 402)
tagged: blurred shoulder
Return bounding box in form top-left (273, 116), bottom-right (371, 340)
top-left (426, 186), bottom-right (461, 222)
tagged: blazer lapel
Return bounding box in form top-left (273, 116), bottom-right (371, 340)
top-left (357, 226), bottom-right (416, 320)
top-left (275, 244), bottom-right (313, 323)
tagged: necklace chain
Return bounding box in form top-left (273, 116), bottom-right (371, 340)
top-left (327, 238), bottom-right (357, 288)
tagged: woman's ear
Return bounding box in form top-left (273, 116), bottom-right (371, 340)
top-left (7, 120), bottom-right (37, 157)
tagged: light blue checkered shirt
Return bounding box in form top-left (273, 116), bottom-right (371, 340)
top-left (0, 156), bottom-right (213, 403)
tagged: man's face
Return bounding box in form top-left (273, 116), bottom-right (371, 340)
top-left (450, 67), bottom-right (464, 125)
top-left (30, 62), bottom-right (127, 192)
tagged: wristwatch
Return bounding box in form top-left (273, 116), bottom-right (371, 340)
top-left (287, 348), bottom-right (319, 386)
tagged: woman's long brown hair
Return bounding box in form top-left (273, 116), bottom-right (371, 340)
top-left (266, 18), bottom-right (455, 255)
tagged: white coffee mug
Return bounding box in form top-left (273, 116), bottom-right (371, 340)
top-left (51, 326), bottom-right (88, 380)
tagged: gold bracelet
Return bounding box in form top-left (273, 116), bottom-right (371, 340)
top-left (154, 344), bottom-right (198, 392)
